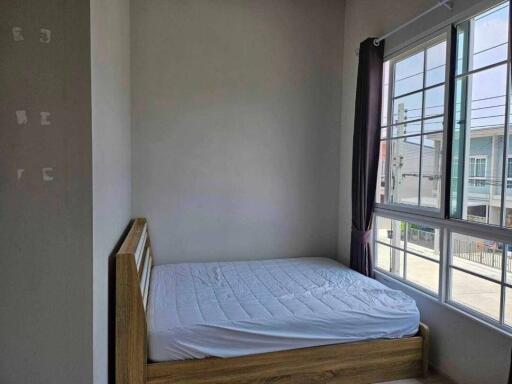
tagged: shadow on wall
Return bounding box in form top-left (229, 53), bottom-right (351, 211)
top-left (108, 220), bottom-right (134, 384)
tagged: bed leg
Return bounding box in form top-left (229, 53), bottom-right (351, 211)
top-left (418, 322), bottom-right (430, 377)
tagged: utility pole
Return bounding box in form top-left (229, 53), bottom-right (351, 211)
top-left (390, 103), bottom-right (406, 274)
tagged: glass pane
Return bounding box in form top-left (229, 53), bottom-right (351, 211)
top-left (426, 41), bottom-right (446, 86)
top-left (376, 141), bottom-right (387, 203)
top-left (424, 85), bottom-right (445, 118)
top-left (451, 233), bottom-right (503, 281)
top-left (505, 287), bottom-right (512, 326)
top-left (407, 223), bottom-right (440, 260)
top-left (394, 51), bottom-right (424, 97)
top-left (391, 121), bottom-right (421, 137)
top-left (468, 64), bottom-right (507, 129)
top-left (456, 20), bottom-right (470, 75)
top-left (393, 92), bottom-right (423, 123)
top-left (376, 243), bottom-right (404, 277)
top-left (456, 3), bottom-right (509, 74)
top-left (382, 61), bottom-right (390, 126)
top-left (506, 86), bottom-right (512, 228)
top-left (423, 116), bottom-right (444, 133)
top-left (450, 79), bottom-right (467, 217)
top-left (504, 244), bottom-right (512, 283)
top-left (451, 64), bottom-right (507, 225)
top-left (421, 135), bottom-right (443, 208)
top-left (375, 216), bottom-right (405, 248)
top-left (472, 3), bottom-right (509, 71)
top-left (450, 268), bottom-right (501, 320)
top-left (406, 254), bottom-right (439, 293)
top-left (390, 137), bottom-right (420, 205)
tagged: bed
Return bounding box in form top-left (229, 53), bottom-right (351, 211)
top-left (116, 218), bottom-right (429, 384)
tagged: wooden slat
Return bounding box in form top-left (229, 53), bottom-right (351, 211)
top-left (141, 248), bottom-right (152, 310)
top-left (119, 218), bottom-right (147, 256)
top-left (419, 322), bottom-right (430, 376)
top-left (147, 336), bottom-right (424, 384)
top-left (135, 224), bottom-right (148, 269)
top-left (116, 253), bottom-right (147, 384)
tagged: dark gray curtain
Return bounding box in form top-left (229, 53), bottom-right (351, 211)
top-left (350, 38), bottom-right (384, 277)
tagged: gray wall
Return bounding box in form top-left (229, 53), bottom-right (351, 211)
top-left (339, 1), bottom-right (512, 383)
top-left (91, 0), bottom-right (132, 383)
top-left (131, 0), bottom-right (345, 264)
top-left (378, 274), bottom-right (511, 384)
top-left (0, 1), bottom-right (93, 383)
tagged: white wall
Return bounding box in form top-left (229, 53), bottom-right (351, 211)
top-left (339, 1), bottom-right (512, 383)
top-left (131, 0), bottom-right (345, 265)
top-left (91, 0), bottom-right (132, 383)
top-left (0, 1), bottom-right (93, 383)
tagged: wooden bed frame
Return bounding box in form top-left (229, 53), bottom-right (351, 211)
top-left (116, 218), bottom-right (429, 384)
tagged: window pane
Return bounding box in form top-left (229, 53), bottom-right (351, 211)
top-left (450, 268), bottom-right (501, 320)
top-left (406, 254), bottom-right (439, 293)
top-left (424, 85), bottom-right (445, 118)
top-left (426, 41), bottom-right (446, 86)
top-left (505, 287), bottom-right (512, 326)
top-left (394, 51), bottom-right (424, 97)
top-left (505, 245), bottom-right (512, 283)
top-left (393, 92), bottom-right (423, 123)
top-left (472, 3), bottom-right (509, 71)
top-left (407, 223), bottom-right (440, 260)
top-left (451, 64), bottom-right (507, 225)
top-left (506, 90), bottom-right (512, 227)
top-left (451, 233), bottom-right (503, 281)
top-left (423, 116), bottom-right (444, 133)
top-left (469, 64), bottom-right (507, 128)
top-left (390, 137), bottom-right (420, 205)
top-left (375, 216), bottom-right (405, 248)
top-left (456, 3), bottom-right (509, 74)
top-left (450, 79), bottom-right (467, 217)
top-left (376, 141), bottom-right (387, 203)
top-left (421, 135), bottom-right (443, 208)
top-left (382, 61), bottom-right (390, 126)
top-left (391, 121), bottom-right (421, 137)
top-left (376, 243), bottom-right (404, 277)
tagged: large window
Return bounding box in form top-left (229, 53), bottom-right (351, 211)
top-left (378, 36), bottom-right (447, 209)
top-left (375, 1), bottom-right (512, 333)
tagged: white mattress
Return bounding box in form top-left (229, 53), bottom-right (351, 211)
top-left (147, 257), bottom-right (420, 361)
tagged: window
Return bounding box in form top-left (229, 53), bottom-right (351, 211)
top-left (449, 232), bottom-right (505, 321)
top-left (375, 216), bottom-right (440, 293)
top-left (379, 37), bottom-right (447, 210)
top-left (468, 156), bottom-right (487, 187)
top-left (451, 1), bottom-right (510, 226)
top-left (374, 1), bottom-right (512, 333)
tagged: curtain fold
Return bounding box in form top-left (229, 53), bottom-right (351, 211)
top-left (350, 38), bottom-right (384, 277)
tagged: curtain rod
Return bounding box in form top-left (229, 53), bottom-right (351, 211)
top-left (373, 0), bottom-right (453, 46)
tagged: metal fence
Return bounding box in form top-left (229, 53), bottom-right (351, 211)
top-left (407, 227), bottom-right (435, 249)
top-left (407, 228), bottom-right (512, 273)
top-left (452, 239), bottom-right (512, 272)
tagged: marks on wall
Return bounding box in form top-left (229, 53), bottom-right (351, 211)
top-left (16, 110), bottom-right (27, 125)
top-left (12, 27), bottom-right (23, 41)
top-left (42, 167), bottom-right (54, 182)
top-left (9, 25), bottom-right (56, 185)
top-left (11, 26), bottom-right (52, 43)
top-left (40, 112), bottom-right (51, 125)
top-left (39, 29), bottom-right (51, 44)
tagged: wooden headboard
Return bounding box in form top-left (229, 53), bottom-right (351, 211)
top-left (116, 218), bottom-right (153, 384)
